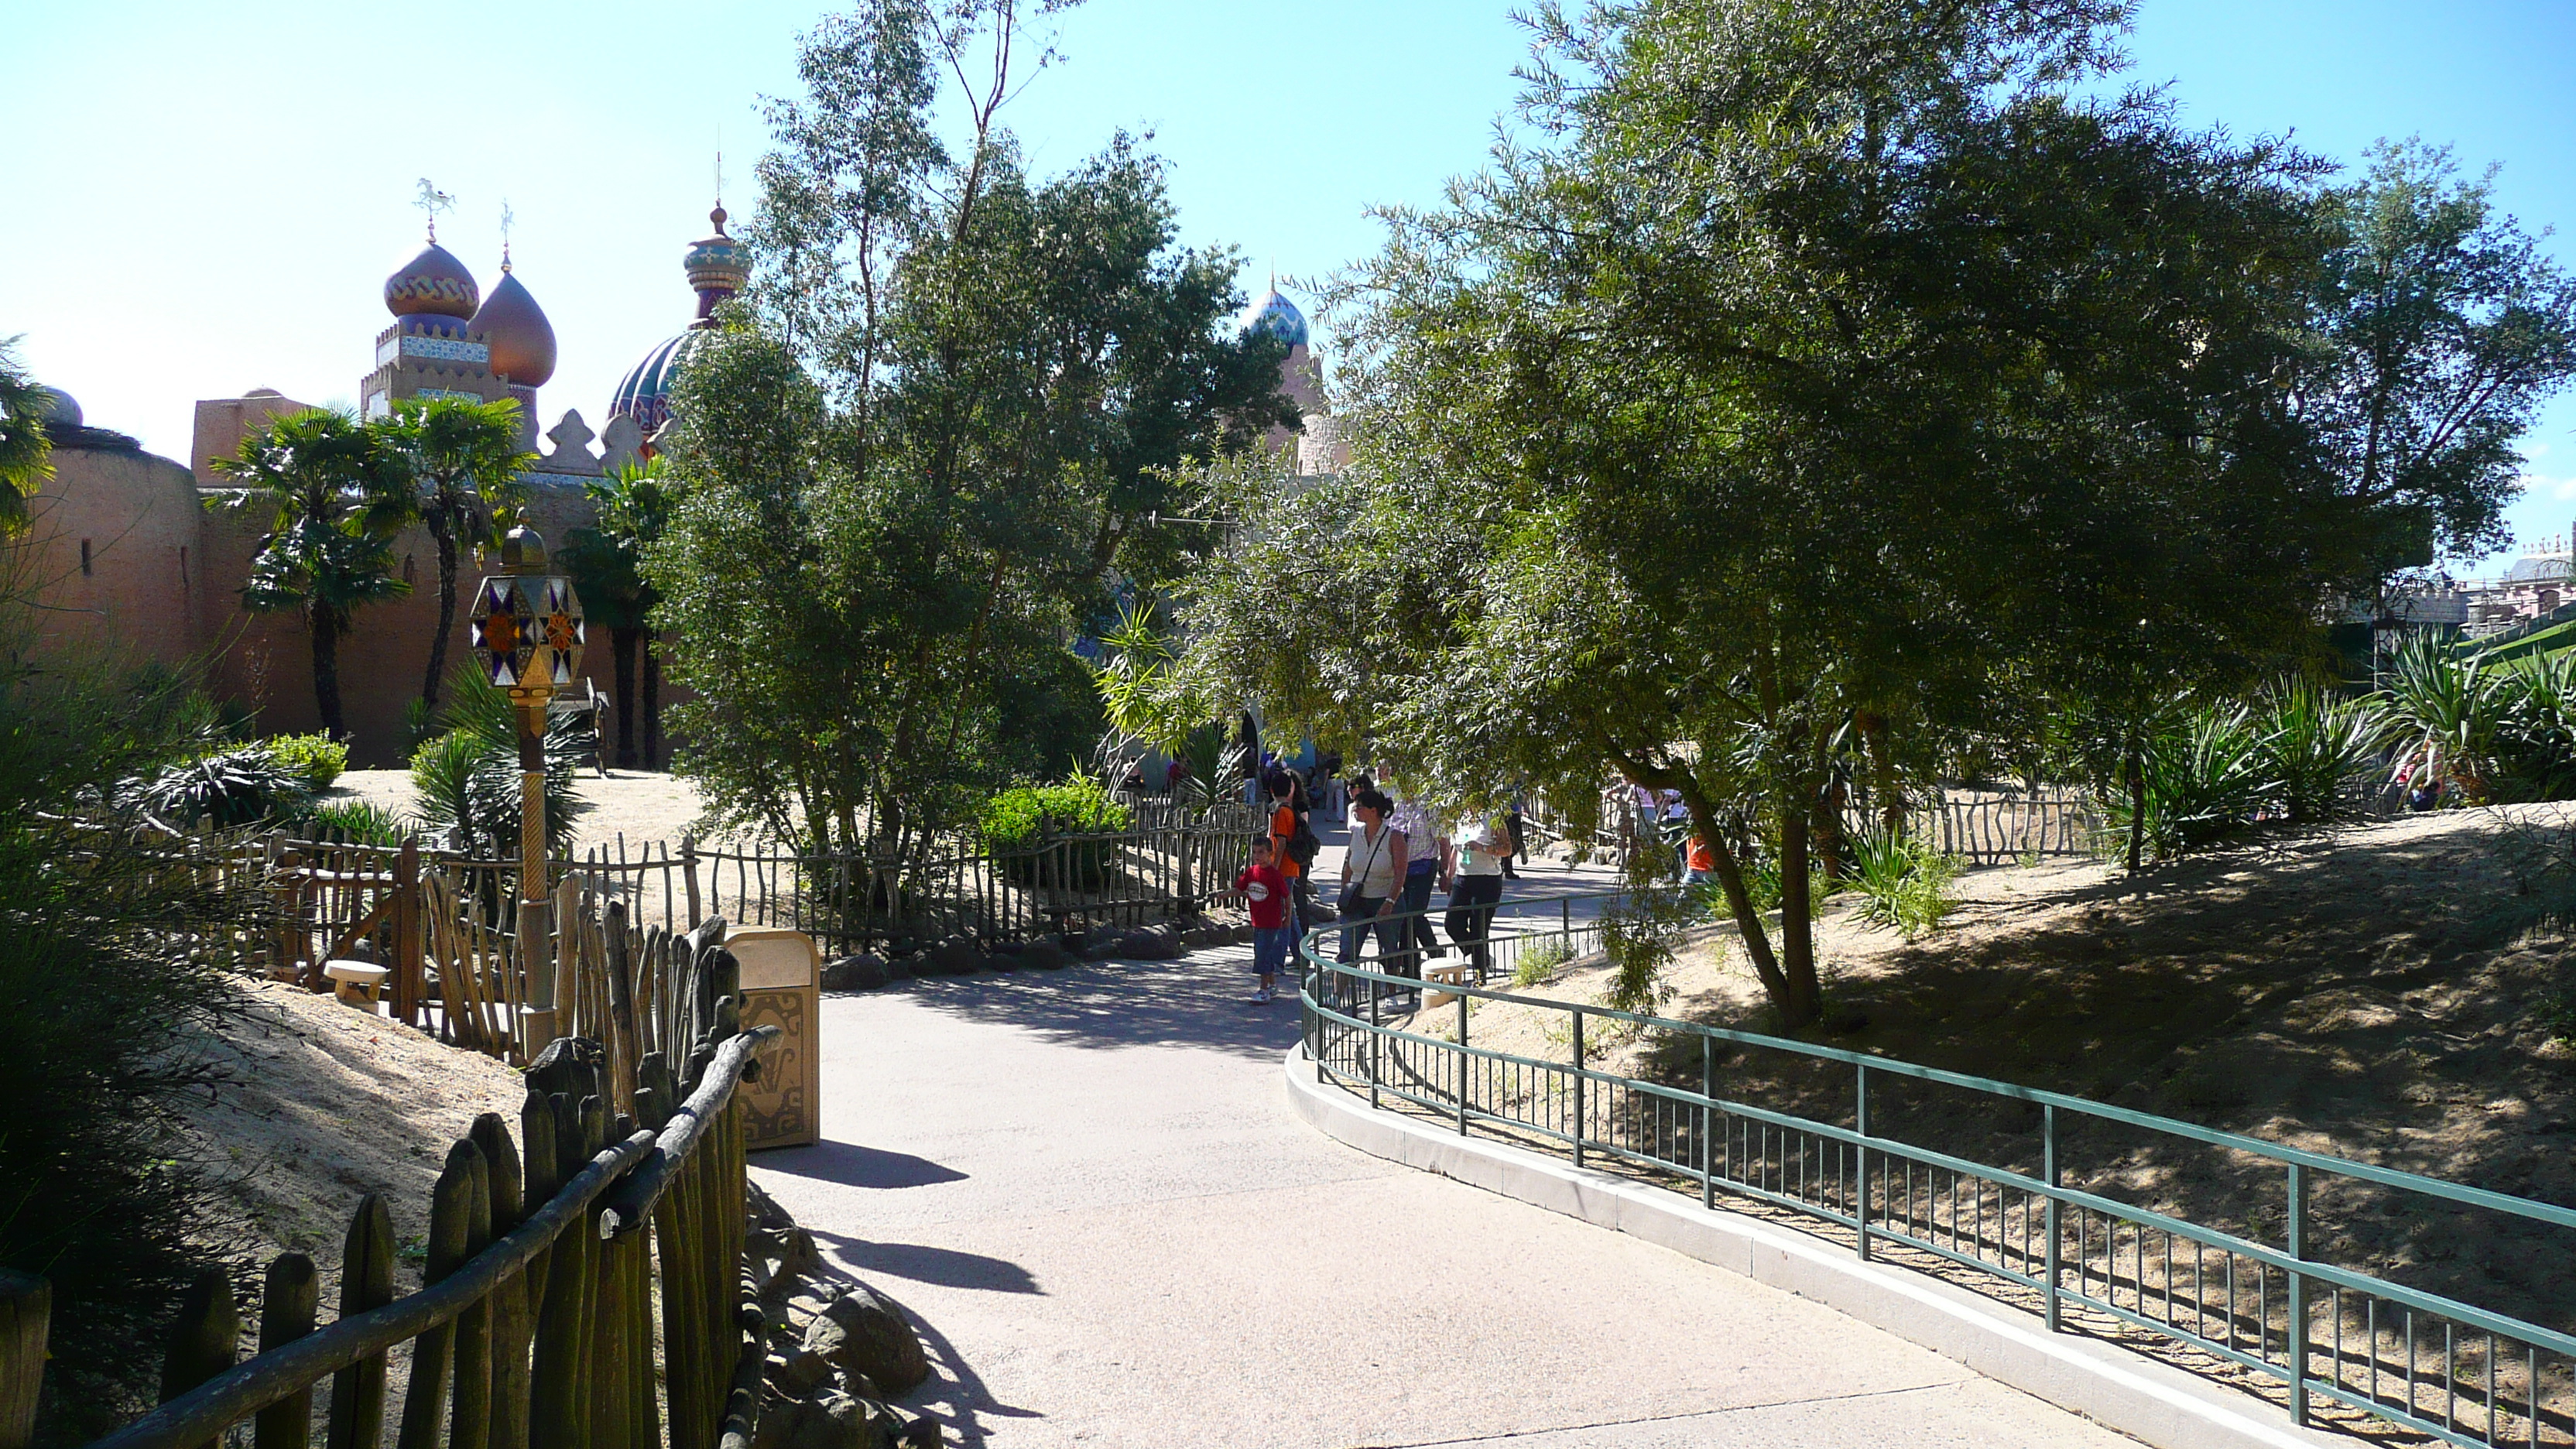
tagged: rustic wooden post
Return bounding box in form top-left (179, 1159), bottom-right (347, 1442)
top-left (325, 1196), bottom-right (395, 1449)
top-left (466, 1113), bottom-right (531, 1449)
top-left (0, 1271), bottom-right (48, 1449)
top-left (393, 840), bottom-right (423, 1026)
top-left (604, 900), bottom-right (639, 1110)
top-left (447, 1142), bottom-right (495, 1449)
top-left (395, 1142), bottom-right (480, 1449)
top-left (252, 1253), bottom-right (320, 1449)
top-left (160, 1268), bottom-right (237, 1449)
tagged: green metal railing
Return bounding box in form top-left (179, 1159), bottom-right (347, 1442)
top-left (1296, 890), bottom-right (2576, 1448)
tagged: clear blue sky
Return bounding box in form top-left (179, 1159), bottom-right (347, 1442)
top-left (6, 0), bottom-right (2572, 571)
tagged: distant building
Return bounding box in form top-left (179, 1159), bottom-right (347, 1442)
top-left (1235, 285), bottom-right (1348, 477)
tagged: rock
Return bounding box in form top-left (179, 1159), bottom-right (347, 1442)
top-left (805, 1284), bottom-right (930, 1396)
top-left (976, 952), bottom-right (1016, 973)
top-left (899, 1416), bottom-right (944, 1447)
top-left (822, 954), bottom-right (890, 992)
top-left (921, 937), bottom-right (978, 976)
top-left (762, 1392), bottom-right (899, 1449)
top-left (1018, 938), bottom-right (1070, 971)
top-left (1124, 927), bottom-right (1186, 960)
top-left (776, 1346), bottom-right (837, 1396)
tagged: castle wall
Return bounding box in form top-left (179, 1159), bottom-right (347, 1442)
top-left (17, 442), bottom-right (204, 670)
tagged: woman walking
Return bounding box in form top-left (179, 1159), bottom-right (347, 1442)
top-left (1444, 810), bottom-right (1510, 983)
top-left (1337, 790), bottom-right (1408, 985)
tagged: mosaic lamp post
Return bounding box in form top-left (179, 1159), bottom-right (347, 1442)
top-left (468, 525), bottom-right (584, 1046)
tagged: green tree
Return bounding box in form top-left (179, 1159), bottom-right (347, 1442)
top-left (209, 409), bottom-right (409, 739)
top-left (0, 337), bottom-right (53, 532)
top-left (1177, 0), bottom-right (2370, 1027)
top-left (561, 461), bottom-right (672, 768)
top-left (366, 396), bottom-right (535, 713)
top-left (2308, 139), bottom-right (2576, 571)
top-left (650, 0), bottom-right (1283, 857)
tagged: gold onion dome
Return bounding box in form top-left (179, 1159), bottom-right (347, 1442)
top-left (383, 241), bottom-right (480, 320)
top-left (471, 266), bottom-right (557, 386)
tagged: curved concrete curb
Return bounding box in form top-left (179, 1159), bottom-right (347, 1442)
top-left (1283, 1044), bottom-right (2345, 1449)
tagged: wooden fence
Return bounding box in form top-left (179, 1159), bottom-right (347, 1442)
top-left (29, 915), bottom-right (776, 1449)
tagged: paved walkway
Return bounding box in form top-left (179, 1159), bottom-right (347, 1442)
top-left (748, 931), bottom-right (2143, 1447)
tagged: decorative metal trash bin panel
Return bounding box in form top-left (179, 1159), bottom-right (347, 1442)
top-left (725, 927), bottom-right (821, 1149)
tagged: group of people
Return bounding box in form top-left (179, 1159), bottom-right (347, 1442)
top-left (1233, 766), bottom-right (1530, 1004)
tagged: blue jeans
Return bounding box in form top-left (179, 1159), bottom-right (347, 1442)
top-left (1399, 865), bottom-right (1441, 964)
top-left (1338, 895), bottom-right (1405, 973)
top-left (1252, 926), bottom-right (1291, 978)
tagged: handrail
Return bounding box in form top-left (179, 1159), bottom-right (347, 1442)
top-left (90, 1132), bottom-right (656, 1449)
top-left (1300, 889), bottom-right (2576, 1449)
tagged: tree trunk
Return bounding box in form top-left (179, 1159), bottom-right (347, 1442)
top-left (423, 524), bottom-right (460, 711)
top-left (611, 625), bottom-right (641, 769)
top-left (1816, 776), bottom-right (1845, 882)
top-left (2126, 738), bottom-right (2147, 875)
top-left (642, 635), bottom-right (662, 770)
top-left (1859, 711), bottom-right (1903, 839)
top-left (1778, 803), bottom-right (1824, 1027)
top-left (313, 611), bottom-right (344, 741)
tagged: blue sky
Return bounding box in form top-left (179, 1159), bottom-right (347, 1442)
top-left (6, 0), bottom-right (2572, 571)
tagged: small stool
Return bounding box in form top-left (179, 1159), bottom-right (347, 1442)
top-left (324, 960), bottom-right (389, 1010)
top-left (1423, 961), bottom-right (1475, 1009)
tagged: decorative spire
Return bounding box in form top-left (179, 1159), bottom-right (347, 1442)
top-left (414, 177), bottom-right (455, 243)
top-left (499, 200), bottom-right (516, 272)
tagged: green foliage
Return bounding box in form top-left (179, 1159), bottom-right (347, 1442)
top-left (1845, 831), bottom-right (1961, 940)
top-left (2252, 680), bottom-right (2381, 823)
top-left (1511, 939), bottom-right (1576, 988)
top-left (299, 798), bottom-right (408, 847)
top-left (0, 337), bottom-right (50, 530)
top-left (978, 775), bottom-right (1132, 851)
top-left (2105, 704), bottom-right (2276, 860)
top-left (262, 731), bottom-right (348, 790)
top-left (361, 396), bottom-right (535, 713)
top-left (125, 742), bottom-right (313, 828)
top-left (2380, 633), bottom-right (2511, 800)
top-left (1601, 847), bottom-right (1691, 1016)
top-left (405, 663), bottom-right (587, 855)
top-left (0, 643), bottom-right (256, 1435)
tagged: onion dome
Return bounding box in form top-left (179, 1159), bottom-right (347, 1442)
top-left (384, 241), bottom-right (481, 319)
top-left (471, 267), bottom-right (558, 387)
top-left (607, 330), bottom-right (714, 438)
top-left (1237, 288), bottom-right (1309, 349)
top-left (685, 206), bottom-right (750, 323)
top-left (34, 387), bottom-right (80, 430)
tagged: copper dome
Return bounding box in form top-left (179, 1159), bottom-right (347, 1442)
top-left (471, 269), bottom-right (557, 387)
top-left (385, 242), bottom-right (480, 319)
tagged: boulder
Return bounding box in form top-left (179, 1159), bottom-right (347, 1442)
top-left (758, 1391), bottom-right (905, 1449)
top-left (921, 937), bottom-right (978, 977)
top-left (804, 1285), bottom-right (930, 1396)
top-left (821, 954), bottom-right (890, 992)
top-left (774, 1346), bottom-right (836, 1397)
top-left (1123, 927), bottom-right (1187, 961)
top-left (1018, 938), bottom-right (1070, 971)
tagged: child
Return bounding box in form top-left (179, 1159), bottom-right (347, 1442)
top-left (1235, 836), bottom-right (1292, 1003)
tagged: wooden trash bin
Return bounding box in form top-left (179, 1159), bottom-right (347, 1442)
top-left (724, 927), bottom-right (822, 1149)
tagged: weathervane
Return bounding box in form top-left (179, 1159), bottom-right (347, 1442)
top-left (499, 199), bottom-right (516, 272)
top-left (414, 178), bottom-right (456, 243)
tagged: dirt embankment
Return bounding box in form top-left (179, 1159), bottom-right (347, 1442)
top-left (173, 981), bottom-right (528, 1303)
top-left (1434, 807), bottom-right (2576, 1336)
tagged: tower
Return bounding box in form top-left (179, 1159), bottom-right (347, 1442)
top-left (607, 200), bottom-right (750, 449)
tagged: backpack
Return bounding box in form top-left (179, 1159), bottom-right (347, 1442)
top-left (1287, 814), bottom-right (1321, 868)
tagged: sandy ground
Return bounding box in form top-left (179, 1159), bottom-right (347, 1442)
top-left (326, 767), bottom-right (730, 854)
top-left (174, 981), bottom-right (528, 1303)
top-left (1404, 806), bottom-right (2576, 1344)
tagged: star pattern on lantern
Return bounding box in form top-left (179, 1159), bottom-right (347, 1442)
top-left (469, 575), bottom-right (539, 687)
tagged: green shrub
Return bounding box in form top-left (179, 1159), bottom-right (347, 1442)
top-left (300, 798), bottom-right (407, 847)
top-left (125, 743), bottom-right (312, 828)
top-left (979, 775), bottom-right (1132, 851)
top-left (1511, 938), bottom-right (1576, 987)
top-left (406, 665), bottom-right (587, 857)
top-left (262, 731), bottom-right (348, 790)
top-left (1845, 830), bottom-right (1961, 940)
top-left (2252, 681), bottom-right (2380, 823)
top-left (2102, 703), bottom-right (2275, 861)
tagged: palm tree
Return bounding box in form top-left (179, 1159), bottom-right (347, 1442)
top-left (0, 337), bottom-right (54, 532)
top-left (211, 409), bottom-right (409, 738)
top-left (561, 461), bottom-right (673, 768)
top-left (368, 397), bottom-right (534, 713)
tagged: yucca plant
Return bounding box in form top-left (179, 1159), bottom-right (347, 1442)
top-left (2254, 680), bottom-right (2383, 823)
top-left (2495, 649), bottom-right (2576, 801)
top-left (2104, 702), bottom-right (2276, 859)
top-left (2377, 634), bottom-right (2509, 803)
top-left (1845, 827), bottom-right (1961, 939)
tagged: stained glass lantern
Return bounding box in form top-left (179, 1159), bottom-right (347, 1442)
top-left (468, 527), bottom-right (584, 697)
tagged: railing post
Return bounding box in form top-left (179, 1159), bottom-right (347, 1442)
top-left (1700, 1035), bottom-right (1714, 1211)
top-left (2288, 1162), bottom-right (2309, 1425)
top-left (1561, 898), bottom-right (1570, 936)
top-left (1368, 976), bottom-right (1381, 1112)
top-left (1855, 1062), bottom-right (1872, 1262)
top-left (1457, 992), bottom-right (1471, 1136)
top-left (1571, 1009), bottom-right (1586, 1170)
top-left (2043, 1104), bottom-right (2061, 1334)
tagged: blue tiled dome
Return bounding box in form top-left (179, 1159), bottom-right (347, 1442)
top-left (1237, 289), bottom-right (1309, 349)
top-left (607, 330), bottom-right (712, 437)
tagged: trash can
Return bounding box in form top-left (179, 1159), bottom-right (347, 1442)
top-left (723, 927), bottom-right (821, 1149)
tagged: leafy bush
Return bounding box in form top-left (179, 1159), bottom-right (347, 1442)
top-left (407, 663), bottom-right (587, 857)
top-left (0, 657), bottom-right (256, 1437)
top-left (125, 743), bottom-right (312, 828)
top-left (979, 776), bottom-right (1132, 851)
top-left (2495, 651), bottom-right (2576, 802)
top-left (1511, 938), bottom-right (1576, 987)
top-left (262, 731), bottom-right (348, 790)
top-left (2103, 703), bottom-right (2276, 861)
top-left (1845, 830), bottom-right (1961, 939)
top-left (300, 798), bottom-right (407, 847)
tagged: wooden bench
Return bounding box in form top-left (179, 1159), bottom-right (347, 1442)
top-left (324, 959), bottom-right (389, 1010)
top-left (1423, 961), bottom-right (1475, 1009)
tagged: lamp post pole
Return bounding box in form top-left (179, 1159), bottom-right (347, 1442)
top-left (471, 526), bottom-right (584, 1051)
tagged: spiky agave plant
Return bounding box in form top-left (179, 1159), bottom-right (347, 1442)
top-left (2253, 680), bottom-right (2383, 823)
top-left (2377, 634), bottom-right (2509, 803)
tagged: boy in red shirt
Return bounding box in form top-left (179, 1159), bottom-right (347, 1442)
top-left (1235, 837), bottom-right (1292, 1003)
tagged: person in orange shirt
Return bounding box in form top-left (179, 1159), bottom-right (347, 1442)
top-left (1268, 772), bottom-right (1314, 938)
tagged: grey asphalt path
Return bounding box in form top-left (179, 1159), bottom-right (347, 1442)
top-left (749, 945), bottom-right (2139, 1448)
